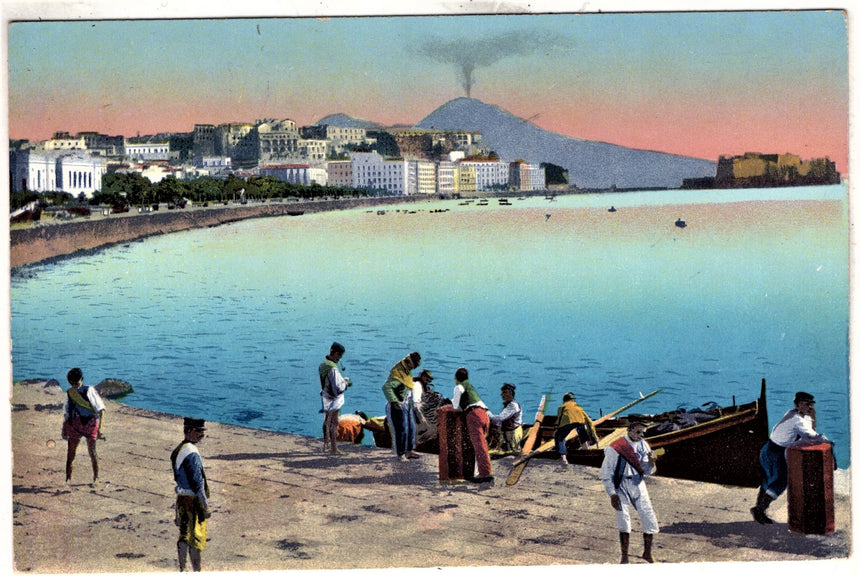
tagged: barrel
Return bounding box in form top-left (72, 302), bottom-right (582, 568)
top-left (786, 442), bottom-right (835, 535)
top-left (437, 406), bottom-right (475, 483)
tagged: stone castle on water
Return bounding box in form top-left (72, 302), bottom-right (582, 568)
top-left (683, 152), bottom-right (840, 189)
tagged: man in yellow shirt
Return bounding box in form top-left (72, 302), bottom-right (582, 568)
top-left (555, 392), bottom-right (598, 465)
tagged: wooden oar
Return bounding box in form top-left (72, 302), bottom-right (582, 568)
top-left (508, 388), bottom-right (663, 475)
top-left (504, 395), bottom-right (547, 486)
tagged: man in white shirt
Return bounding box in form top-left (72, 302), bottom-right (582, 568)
top-left (599, 417), bottom-right (658, 563)
top-left (751, 391), bottom-right (829, 524)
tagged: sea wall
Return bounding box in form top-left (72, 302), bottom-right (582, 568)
top-left (10, 196), bottom-right (425, 268)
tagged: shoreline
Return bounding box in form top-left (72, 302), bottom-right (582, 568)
top-left (9, 379), bottom-right (853, 573)
top-left (9, 195), bottom-right (432, 269)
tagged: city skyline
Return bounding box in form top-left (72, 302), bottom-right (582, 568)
top-left (5, 7), bottom-right (849, 173)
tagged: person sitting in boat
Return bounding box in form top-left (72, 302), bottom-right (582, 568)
top-left (488, 383), bottom-right (523, 454)
top-left (751, 391), bottom-right (831, 525)
top-left (554, 392), bottom-right (598, 466)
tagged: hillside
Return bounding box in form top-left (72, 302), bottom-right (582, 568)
top-left (416, 97), bottom-right (716, 189)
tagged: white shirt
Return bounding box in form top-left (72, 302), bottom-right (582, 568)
top-left (770, 409), bottom-right (827, 447)
top-left (599, 435), bottom-right (655, 497)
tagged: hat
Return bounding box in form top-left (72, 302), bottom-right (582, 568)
top-left (331, 342), bottom-right (345, 354)
top-left (184, 417), bottom-right (207, 431)
top-left (563, 392), bottom-right (575, 402)
top-left (420, 370), bottom-right (434, 382)
top-left (501, 383), bottom-right (516, 392)
top-left (794, 391), bottom-right (816, 404)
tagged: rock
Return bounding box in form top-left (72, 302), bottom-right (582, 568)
top-left (95, 378), bottom-right (134, 399)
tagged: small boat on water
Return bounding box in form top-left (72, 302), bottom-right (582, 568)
top-left (675, 218), bottom-right (687, 228)
top-left (287, 210), bottom-right (304, 216)
top-left (527, 379), bottom-right (770, 487)
top-left (608, 206), bottom-right (617, 213)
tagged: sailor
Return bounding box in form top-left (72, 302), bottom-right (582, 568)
top-left (751, 391), bottom-right (830, 524)
top-left (554, 392), bottom-right (598, 465)
top-left (599, 417), bottom-right (659, 564)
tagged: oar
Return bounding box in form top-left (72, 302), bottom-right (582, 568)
top-left (508, 388), bottom-right (663, 474)
top-left (504, 395), bottom-right (548, 486)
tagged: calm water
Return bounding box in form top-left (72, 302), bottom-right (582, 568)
top-left (10, 185), bottom-right (850, 466)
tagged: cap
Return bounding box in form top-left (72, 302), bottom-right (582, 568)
top-left (184, 417), bottom-right (207, 431)
top-left (420, 370), bottom-right (434, 382)
top-left (330, 342), bottom-right (345, 354)
top-left (563, 392), bottom-right (575, 402)
top-left (501, 382), bottom-right (516, 392)
top-left (794, 391), bottom-right (816, 404)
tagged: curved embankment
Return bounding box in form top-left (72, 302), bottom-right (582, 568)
top-left (10, 196), bottom-right (425, 268)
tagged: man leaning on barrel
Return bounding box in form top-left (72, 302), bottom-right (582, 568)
top-left (751, 391), bottom-right (831, 524)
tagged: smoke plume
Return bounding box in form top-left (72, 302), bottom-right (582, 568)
top-left (415, 31), bottom-right (564, 98)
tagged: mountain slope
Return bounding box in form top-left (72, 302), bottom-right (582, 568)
top-left (416, 97), bottom-right (715, 189)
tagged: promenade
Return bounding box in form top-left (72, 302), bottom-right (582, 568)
top-left (9, 379), bottom-right (853, 573)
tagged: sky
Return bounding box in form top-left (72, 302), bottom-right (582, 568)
top-left (4, 4), bottom-right (850, 173)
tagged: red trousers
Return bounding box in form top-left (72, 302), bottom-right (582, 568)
top-left (466, 407), bottom-right (492, 477)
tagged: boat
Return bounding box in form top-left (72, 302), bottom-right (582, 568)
top-left (525, 379), bottom-right (770, 487)
top-left (675, 218), bottom-right (687, 228)
top-left (287, 210), bottom-right (304, 216)
top-left (608, 206), bottom-right (617, 213)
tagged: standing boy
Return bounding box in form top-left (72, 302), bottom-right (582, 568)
top-left (62, 367), bottom-right (106, 485)
top-left (171, 417), bottom-right (211, 572)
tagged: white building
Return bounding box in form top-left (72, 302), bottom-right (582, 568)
top-left (125, 139), bottom-right (170, 161)
top-left (436, 161), bottom-right (457, 196)
top-left (408, 160), bottom-right (437, 195)
top-left (257, 119), bottom-right (301, 164)
top-left (10, 150), bottom-right (106, 198)
top-left (350, 151), bottom-right (408, 195)
top-left (259, 164), bottom-right (328, 186)
top-left (459, 157), bottom-right (509, 192)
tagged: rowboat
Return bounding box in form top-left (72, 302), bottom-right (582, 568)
top-left (527, 379), bottom-right (770, 487)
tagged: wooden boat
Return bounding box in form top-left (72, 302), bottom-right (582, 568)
top-left (527, 379), bottom-right (770, 487)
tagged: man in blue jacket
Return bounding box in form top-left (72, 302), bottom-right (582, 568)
top-left (171, 417), bottom-right (211, 571)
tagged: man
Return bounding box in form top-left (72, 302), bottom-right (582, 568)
top-left (336, 411), bottom-right (370, 444)
top-left (452, 367), bottom-right (493, 483)
top-left (320, 342), bottom-right (351, 456)
top-left (554, 392), bottom-right (598, 465)
top-left (411, 369), bottom-right (438, 447)
top-left (751, 391), bottom-right (830, 524)
top-left (488, 383), bottom-right (523, 453)
top-left (171, 417), bottom-right (211, 572)
top-left (382, 352), bottom-right (421, 461)
top-left (62, 367), bottom-right (106, 485)
top-left (599, 417), bottom-right (659, 564)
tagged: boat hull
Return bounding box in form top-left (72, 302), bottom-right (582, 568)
top-left (532, 380), bottom-right (770, 487)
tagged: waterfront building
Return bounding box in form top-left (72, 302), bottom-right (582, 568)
top-left (436, 160), bottom-right (457, 196)
top-left (457, 163), bottom-right (477, 195)
top-left (715, 152), bottom-right (840, 187)
top-left (509, 160), bottom-right (546, 191)
top-left (326, 160), bottom-right (352, 188)
top-left (199, 156), bottom-right (232, 171)
top-left (258, 163), bottom-right (327, 187)
top-left (10, 149), bottom-right (106, 198)
top-left (350, 150), bottom-right (408, 195)
top-left (459, 155), bottom-right (509, 192)
top-left (408, 160), bottom-right (437, 195)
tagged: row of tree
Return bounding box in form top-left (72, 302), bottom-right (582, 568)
top-left (10, 173), bottom-right (374, 211)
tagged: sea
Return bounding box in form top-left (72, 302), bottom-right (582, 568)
top-left (9, 185), bottom-right (851, 467)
